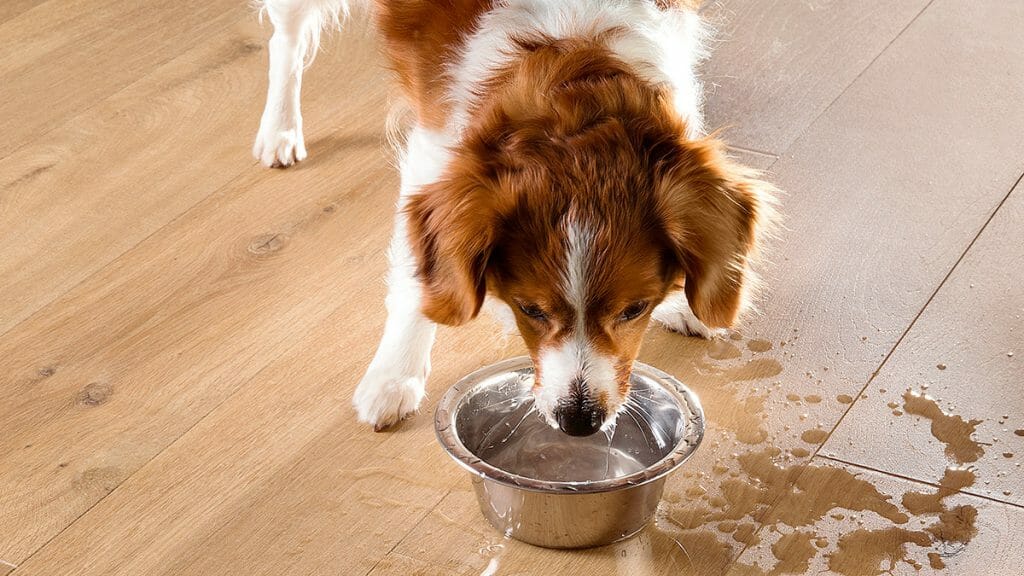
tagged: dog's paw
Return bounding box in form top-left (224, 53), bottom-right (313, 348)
top-left (652, 300), bottom-right (722, 340)
top-left (353, 367), bottom-right (426, 431)
top-left (253, 123), bottom-right (307, 168)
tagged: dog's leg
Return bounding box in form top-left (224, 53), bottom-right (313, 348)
top-left (354, 127), bottom-right (449, 430)
top-left (353, 212), bottom-right (437, 430)
top-left (254, 0), bottom-right (348, 167)
top-left (652, 291), bottom-right (721, 339)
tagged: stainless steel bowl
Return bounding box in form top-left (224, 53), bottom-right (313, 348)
top-left (435, 356), bottom-right (704, 549)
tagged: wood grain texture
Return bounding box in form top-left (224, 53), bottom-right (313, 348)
top-left (0, 0), bottom-right (47, 20)
top-left (0, 18), bottom-right (266, 335)
top-left (8, 272), bottom-right (517, 575)
top-left (702, 0), bottom-right (931, 154)
top-left (824, 180), bottom-right (1024, 505)
top-left (2, 0), bottom-right (1023, 574)
top-left (0, 17), bottom-right (390, 564)
top-left (0, 0), bottom-right (240, 158)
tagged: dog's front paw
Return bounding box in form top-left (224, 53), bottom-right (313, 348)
top-left (652, 298), bottom-right (722, 340)
top-left (253, 122), bottom-right (307, 168)
top-left (353, 367), bottom-right (426, 431)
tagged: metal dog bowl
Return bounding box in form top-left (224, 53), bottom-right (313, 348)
top-left (435, 356), bottom-right (704, 548)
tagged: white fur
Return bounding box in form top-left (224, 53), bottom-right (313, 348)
top-left (652, 290), bottom-right (719, 339)
top-left (536, 342), bottom-right (618, 429)
top-left (253, 0), bottom-right (352, 167)
top-left (564, 219), bottom-right (593, 328)
top-left (534, 219), bottom-right (620, 429)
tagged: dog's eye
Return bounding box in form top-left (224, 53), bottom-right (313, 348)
top-left (619, 301), bottom-right (648, 322)
top-left (518, 302), bottom-right (547, 320)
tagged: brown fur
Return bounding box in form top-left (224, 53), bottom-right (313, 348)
top-left (403, 31), bottom-right (774, 401)
top-left (374, 0), bottom-right (494, 129)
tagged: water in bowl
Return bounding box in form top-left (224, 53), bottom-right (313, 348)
top-left (456, 372), bottom-right (685, 483)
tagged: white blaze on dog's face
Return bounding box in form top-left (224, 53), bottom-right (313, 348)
top-left (487, 208), bottom-right (676, 437)
top-left (530, 219), bottom-right (645, 435)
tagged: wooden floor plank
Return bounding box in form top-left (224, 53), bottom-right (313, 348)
top-left (8, 281), bottom-right (518, 575)
top-left (823, 179), bottom-right (1024, 505)
top-left (4, 0), bottom-right (1023, 574)
top-left (0, 0), bottom-right (48, 20)
top-left (0, 0), bottom-right (240, 159)
top-left (702, 0), bottom-right (931, 155)
top-left (0, 14), bottom-right (385, 336)
top-left (0, 17), bottom-right (265, 335)
top-left (0, 20), bottom-right (391, 564)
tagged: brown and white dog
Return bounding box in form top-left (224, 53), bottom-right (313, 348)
top-left (254, 0), bottom-right (776, 435)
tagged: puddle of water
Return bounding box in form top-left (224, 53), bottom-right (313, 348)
top-left (902, 468), bottom-right (976, 514)
top-left (902, 390), bottom-right (984, 464)
top-left (708, 340), bottom-right (743, 360)
top-left (769, 530), bottom-right (816, 575)
top-left (829, 528), bottom-right (932, 575)
top-left (647, 334), bottom-right (990, 575)
top-left (799, 429), bottom-right (828, 444)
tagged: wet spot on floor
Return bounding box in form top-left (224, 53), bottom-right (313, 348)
top-left (902, 468), bottom-right (975, 514)
top-left (927, 551), bottom-right (946, 569)
top-left (799, 429), bottom-right (828, 444)
top-left (902, 390), bottom-right (984, 464)
top-left (770, 531), bottom-right (816, 575)
top-left (73, 466), bottom-right (121, 494)
top-left (830, 528), bottom-right (931, 576)
top-left (707, 340), bottom-right (743, 360)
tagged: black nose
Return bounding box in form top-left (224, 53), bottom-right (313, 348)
top-left (554, 400), bottom-right (606, 437)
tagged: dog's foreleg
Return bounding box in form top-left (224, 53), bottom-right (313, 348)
top-left (353, 210), bottom-right (437, 430)
top-left (354, 127), bottom-right (449, 430)
top-left (652, 290), bottom-right (721, 339)
top-left (254, 0), bottom-right (348, 167)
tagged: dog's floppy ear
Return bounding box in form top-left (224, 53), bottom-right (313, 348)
top-left (404, 174), bottom-right (498, 326)
top-left (657, 138), bottom-right (776, 328)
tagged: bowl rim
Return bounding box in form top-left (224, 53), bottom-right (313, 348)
top-left (434, 356), bottom-right (705, 494)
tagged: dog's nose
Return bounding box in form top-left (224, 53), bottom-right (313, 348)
top-left (554, 398), bottom-right (606, 437)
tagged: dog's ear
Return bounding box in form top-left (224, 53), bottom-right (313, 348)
top-left (404, 174), bottom-right (498, 326)
top-left (656, 138), bottom-right (776, 328)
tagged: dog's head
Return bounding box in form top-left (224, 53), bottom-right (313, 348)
top-left (406, 46), bottom-right (774, 436)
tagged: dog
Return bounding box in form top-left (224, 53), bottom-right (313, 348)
top-left (254, 0), bottom-right (776, 435)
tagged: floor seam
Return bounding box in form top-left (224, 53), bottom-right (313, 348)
top-left (768, 0), bottom-right (937, 164)
top-left (6, 302), bottom-right (330, 572)
top-left (816, 454), bottom-right (1024, 511)
top-left (724, 168), bottom-right (1023, 568)
top-left (726, 144), bottom-right (778, 159)
top-left (813, 168), bottom-right (1023, 456)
